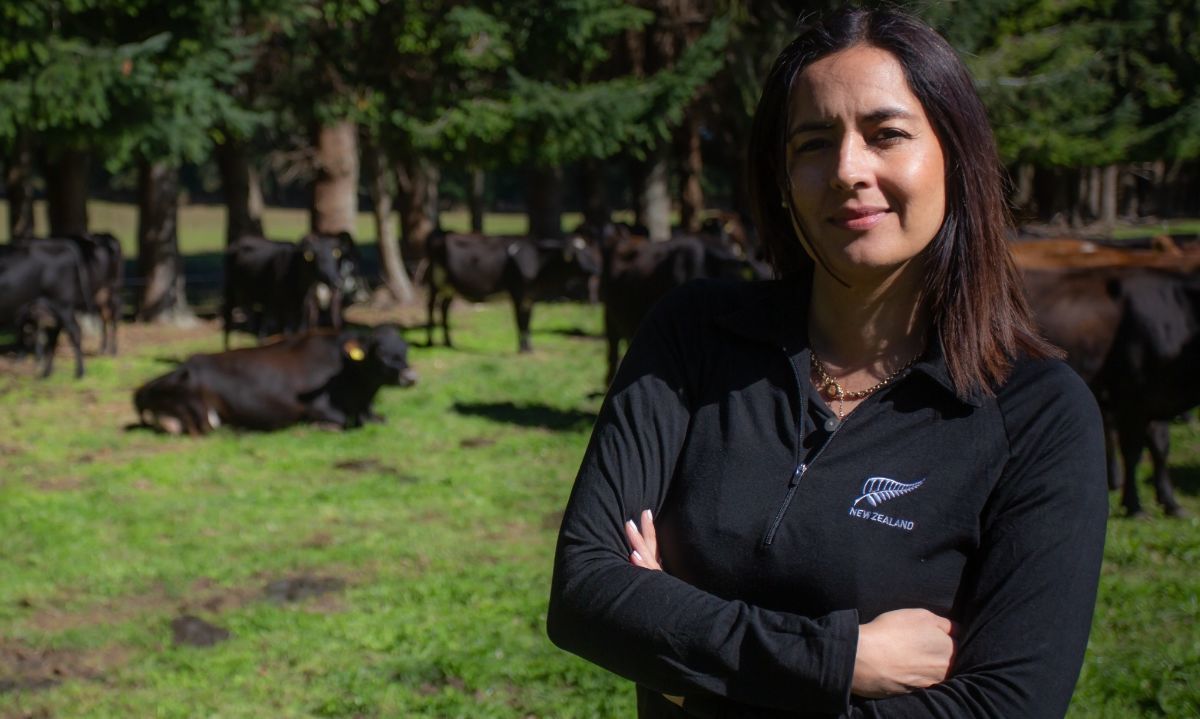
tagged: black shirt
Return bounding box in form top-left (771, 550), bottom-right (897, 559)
top-left (547, 279), bottom-right (1108, 718)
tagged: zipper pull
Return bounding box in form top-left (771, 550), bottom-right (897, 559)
top-left (790, 464), bottom-right (807, 487)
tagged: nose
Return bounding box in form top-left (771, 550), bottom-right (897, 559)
top-left (831, 136), bottom-right (870, 191)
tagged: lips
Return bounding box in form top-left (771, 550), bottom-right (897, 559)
top-left (829, 207), bottom-right (889, 231)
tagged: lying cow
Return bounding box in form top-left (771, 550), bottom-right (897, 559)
top-left (222, 233), bottom-right (356, 348)
top-left (0, 241), bottom-right (89, 377)
top-left (425, 232), bottom-right (599, 353)
top-left (1026, 266), bottom-right (1200, 516)
top-left (134, 326), bottom-right (417, 434)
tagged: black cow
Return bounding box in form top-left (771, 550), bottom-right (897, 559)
top-left (61, 232), bottom-right (123, 354)
top-left (222, 233), bottom-right (351, 348)
top-left (597, 223), bottom-right (769, 385)
top-left (134, 325), bottom-right (417, 435)
top-left (425, 232), bottom-right (599, 353)
top-left (0, 241), bottom-right (89, 377)
top-left (1026, 267), bottom-right (1200, 516)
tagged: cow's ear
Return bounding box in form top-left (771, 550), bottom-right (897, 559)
top-left (343, 339), bottom-right (366, 362)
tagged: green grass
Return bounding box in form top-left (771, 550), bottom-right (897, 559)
top-left (0, 298), bottom-right (1197, 717)
top-left (0, 200), bottom-right (590, 255)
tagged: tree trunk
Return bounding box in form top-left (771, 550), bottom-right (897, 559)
top-left (678, 115), bottom-right (705, 233)
top-left (469, 167), bottom-right (486, 233)
top-left (136, 160), bottom-right (192, 323)
top-left (5, 134), bottom-right (35, 240)
top-left (216, 136), bottom-right (265, 243)
top-left (632, 145), bottom-right (671, 241)
top-left (579, 158), bottom-right (611, 228)
top-left (1100, 165), bottom-right (1119, 228)
top-left (1011, 163), bottom-right (1035, 221)
top-left (311, 120), bottom-right (359, 235)
top-left (527, 164), bottom-right (564, 239)
top-left (396, 153), bottom-right (438, 260)
top-left (45, 147), bottom-right (89, 236)
top-left (362, 136), bottom-right (414, 305)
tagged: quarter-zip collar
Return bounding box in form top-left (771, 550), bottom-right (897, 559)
top-left (711, 277), bottom-right (982, 408)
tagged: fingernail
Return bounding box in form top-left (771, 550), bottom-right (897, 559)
top-left (645, 509), bottom-right (653, 521)
top-left (626, 519), bottom-right (636, 530)
top-left (632, 550), bottom-right (642, 562)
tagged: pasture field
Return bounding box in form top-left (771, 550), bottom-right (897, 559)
top-left (0, 296), bottom-right (1198, 718)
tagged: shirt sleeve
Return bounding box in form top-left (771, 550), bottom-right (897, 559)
top-left (546, 283), bottom-right (859, 715)
top-left (844, 361), bottom-right (1109, 719)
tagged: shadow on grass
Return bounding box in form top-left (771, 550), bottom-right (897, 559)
top-left (538, 326), bottom-right (603, 340)
top-left (1171, 463), bottom-right (1200, 497)
top-left (452, 401), bottom-right (596, 432)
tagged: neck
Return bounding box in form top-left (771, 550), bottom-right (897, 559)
top-left (806, 259), bottom-right (930, 373)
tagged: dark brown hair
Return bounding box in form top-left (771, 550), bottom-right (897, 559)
top-left (747, 6), bottom-right (1060, 398)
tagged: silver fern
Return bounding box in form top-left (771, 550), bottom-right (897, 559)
top-left (853, 477), bottom-right (925, 508)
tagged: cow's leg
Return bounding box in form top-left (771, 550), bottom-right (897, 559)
top-left (60, 311), bottom-right (85, 379)
top-left (440, 296), bottom-right (454, 348)
top-left (107, 290), bottom-right (120, 355)
top-left (425, 286), bottom-right (438, 347)
top-left (513, 294), bottom-right (533, 353)
top-left (1103, 416), bottom-right (1121, 490)
top-left (330, 288), bottom-right (343, 330)
top-left (1146, 421), bottom-right (1183, 517)
top-left (1117, 422), bottom-right (1145, 517)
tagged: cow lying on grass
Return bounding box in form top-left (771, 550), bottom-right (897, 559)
top-left (134, 326), bottom-right (417, 435)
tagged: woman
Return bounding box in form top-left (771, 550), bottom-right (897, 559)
top-left (548, 7), bottom-right (1107, 718)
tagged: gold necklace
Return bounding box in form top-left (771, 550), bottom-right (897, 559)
top-left (810, 348), bottom-right (922, 423)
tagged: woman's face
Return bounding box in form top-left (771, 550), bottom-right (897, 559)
top-left (786, 44), bottom-right (946, 281)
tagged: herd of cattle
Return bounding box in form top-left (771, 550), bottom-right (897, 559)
top-left (1, 219), bottom-right (1197, 517)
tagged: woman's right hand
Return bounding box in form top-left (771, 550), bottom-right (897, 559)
top-left (851, 608), bottom-right (956, 698)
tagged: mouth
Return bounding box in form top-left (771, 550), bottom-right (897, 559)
top-left (829, 207), bottom-right (889, 231)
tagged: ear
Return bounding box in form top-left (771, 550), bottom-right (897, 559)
top-left (343, 339), bottom-right (366, 362)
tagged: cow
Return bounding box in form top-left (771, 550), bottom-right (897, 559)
top-left (0, 241), bottom-right (89, 377)
top-left (598, 223), bottom-right (770, 385)
top-left (1025, 265), bottom-right (1200, 516)
top-left (425, 232), bottom-right (600, 353)
top-left (222, 233), bottom-right (352, 348)
top-left (1012, 235), bottom-right (1200, 272)
top-left (134, 325), bottom-right (417, 435)
top-left (14, 297), bottom-right (63, 377)
top-left (64, 232), bottom-right (123, 354)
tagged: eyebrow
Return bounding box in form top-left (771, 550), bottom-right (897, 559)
top-left (788, 107), bottom-right (917, 137)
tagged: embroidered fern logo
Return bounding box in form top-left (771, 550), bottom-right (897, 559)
top-left (852, 477), bottom-right (925, 508)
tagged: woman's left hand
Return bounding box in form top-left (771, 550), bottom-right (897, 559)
top-left (625, 509), bottom-right (662, 570)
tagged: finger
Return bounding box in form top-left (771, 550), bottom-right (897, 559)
top-left (640, 509), bottom-right (658, 561)
top-left (625, 519), bottom-right (650, 559)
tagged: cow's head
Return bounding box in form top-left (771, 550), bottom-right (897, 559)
top-left (297, 233), bottom-right (345, 289)
top-left (343, 326), bottom-right (418, 387)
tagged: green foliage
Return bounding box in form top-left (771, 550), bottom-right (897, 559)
top-left (926, 0), bottom-right (1200, 166)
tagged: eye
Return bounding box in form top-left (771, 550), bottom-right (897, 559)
top-left (304, 251), bottom-right (314, 262)
top-left (332, 249), bottom-right (341, 258)
top-left (873, 128), bottom-right (912, 146)
top-left (790, 137), bottom-right (830, 154)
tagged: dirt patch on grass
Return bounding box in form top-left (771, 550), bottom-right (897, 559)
top-left (170, 615), bottom-right (231, 647)
top-left (0, 640), bottom-right (130, 694)
top-left (332, 458), bottom-right (420, 484)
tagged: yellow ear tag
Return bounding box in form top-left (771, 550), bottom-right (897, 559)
top-left (349, 347), bottom-right (365, 361)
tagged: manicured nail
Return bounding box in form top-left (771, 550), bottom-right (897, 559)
top-left (626, 519), bottom-right (636, 531)
top-left (644, 509), bottom-right (653, 522)
top-left (632, 550), bottom-right (643, 562)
